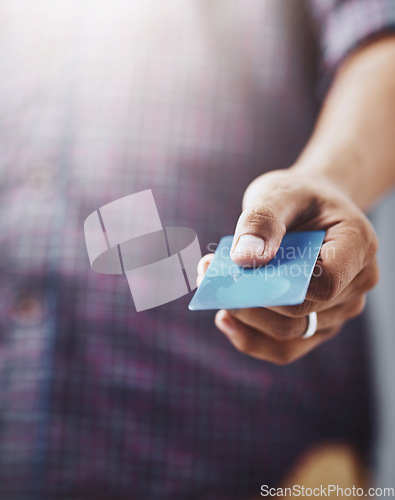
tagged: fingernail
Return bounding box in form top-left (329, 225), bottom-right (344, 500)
top-left (232, 234), bottom-right (265, 257)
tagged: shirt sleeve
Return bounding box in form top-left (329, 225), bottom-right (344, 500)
top-left (307, 0), bottom-right (395, 76)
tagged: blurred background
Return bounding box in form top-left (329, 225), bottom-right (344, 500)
top-left (0, 1), bottom-right (394, 499)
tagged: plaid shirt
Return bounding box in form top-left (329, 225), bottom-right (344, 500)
top-left (0, 1), bottom-right (394, 499)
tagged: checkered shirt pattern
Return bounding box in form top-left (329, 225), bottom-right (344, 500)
top-left (0, 1), bottom-right (394, 499)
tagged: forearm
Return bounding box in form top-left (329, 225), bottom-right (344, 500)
top-left (293, 36), bottom-right (395, 210)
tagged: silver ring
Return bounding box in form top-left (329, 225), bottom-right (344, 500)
top-left (302, 312), bottom-right (318, 339)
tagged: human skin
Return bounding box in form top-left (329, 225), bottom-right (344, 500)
top-left (197, 36), bottom-right (395, 365)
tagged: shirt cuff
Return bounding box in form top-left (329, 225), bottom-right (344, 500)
top-left (322, 0), bottom-right (395, 74)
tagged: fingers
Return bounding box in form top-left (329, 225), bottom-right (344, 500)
top-left (216, 295), bottom-right (367, 364)
top-left (197, 251), bottom-right (378, 319)
top-left (305, 218), bottom-right (378, 303)
top-left (268, 257), bottom-right (379, 318)
top-left (230, 208), bottom-right (286, 267)
top-left (215, 309), bottom-right (335, 365)
top-left (229, 172), bottom-right (313, 268)
top-left (197, 254), bottom-right (214, 275)
top-left (198, 169), bottom-right (380, 364)
top-left (198, 249), bottom-right (378, 322)
top-left (228, 295), bottom-right (366, 341)
top-left (228, 307), bottom-right (308, 341)
top-left (196, 253), bottom-right (214, 287)
top-left (229, 171), bottom-right (378, 302)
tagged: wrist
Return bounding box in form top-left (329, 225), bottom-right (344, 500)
top-left (289, 144), bottom-right (368, 208)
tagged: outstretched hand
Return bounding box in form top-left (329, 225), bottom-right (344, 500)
top-left (198, 169), bottom-right (379, 364)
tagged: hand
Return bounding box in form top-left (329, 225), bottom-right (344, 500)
top-left (198, 169), bottom-right (379, 364)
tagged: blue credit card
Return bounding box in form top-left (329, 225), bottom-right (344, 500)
top-left (188, 231), bottom-right (325, 311)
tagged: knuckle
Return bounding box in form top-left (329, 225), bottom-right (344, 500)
top-left (283, 301), bottom-right (315, 318)
top-left (310, 271), bottom-right (341, 303)
top-left (356, 216), bottom-right (379, 260)
top-left (239, 207), bottom-right (284, 234)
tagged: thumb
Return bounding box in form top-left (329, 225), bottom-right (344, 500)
top-left (230, 206), bottom-right (286, 267)
top-left (230, 174), bottom-right (306, 267)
